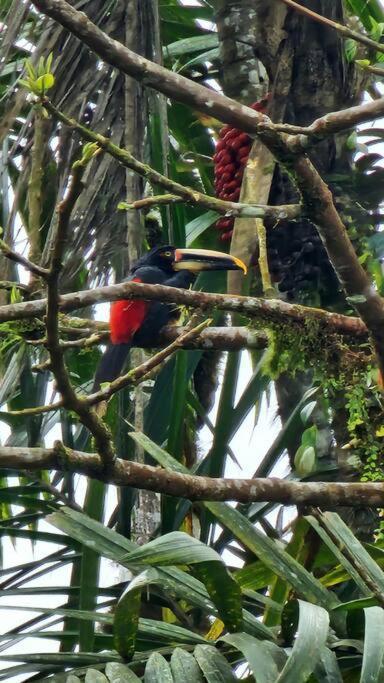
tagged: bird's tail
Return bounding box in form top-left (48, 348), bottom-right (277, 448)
top-left (93, 343), bottom-right (131, 392)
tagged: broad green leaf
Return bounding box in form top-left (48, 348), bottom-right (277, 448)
top-left (124, 532), bottom-right (243, 632)
top-left (170, 648), bottom-right (204, 682)
top-left (164, 33), bottom-right (218, 58)
top-left (114, 579), bottom-right (141, 660)
top-left (332, 597), bottom-right (378, 612)
top-left (105, 662), bottom-right (141, 682)
top-left (205, 503), bottom-right (338, 612)
top-left (310, 512), bottom-right (384, 596)
top-left (35, 72), bottom-right (55, 92)
top-left (315, 647), bottom-right (343, 683)
top-left (144, 652), bottom-right (173, 682)
top-left (361, 606), bottom-right (384, 683)
top-left (85, 670), bottom-right (108, 682)
top-left (221, 633), bottom-right (286, 682)
top-left (306, 514), bottom-right (373, 595)
top-left (194, 644), bottom-right (236, 682)
top-left (186, 210), bottom-right (218, 245)
top-left (114, 569), bottom-right (207, 658)
top-left (276, 601), bottom-right (329, 683)
top-left (130, 432), bottom-right (336, 610)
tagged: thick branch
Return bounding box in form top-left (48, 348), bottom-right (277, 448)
top-left (258, 131), bottom-right (384, 373)
top-left (1, 445), bottom-right (384, 507)
top-left (31, 1), bottom-right (384, 143)
top-left (0, 280), bottom-right (369, 338)
top-left (32, 0), bottom-right (266, 134)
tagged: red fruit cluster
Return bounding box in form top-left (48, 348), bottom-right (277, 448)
top-left (213, 97), bottom-right (269, 241)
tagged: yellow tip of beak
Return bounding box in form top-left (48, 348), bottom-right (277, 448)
top-left (231, 255), bottom-right (247, 274)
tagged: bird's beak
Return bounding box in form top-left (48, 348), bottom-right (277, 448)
top-left (173, 248), bottom-right (247, 274)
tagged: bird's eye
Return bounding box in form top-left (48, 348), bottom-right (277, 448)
top-left (162, 251), bottom-right (172, 257)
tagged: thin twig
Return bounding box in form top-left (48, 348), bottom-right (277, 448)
top-left (0, 238), bottom-right (49, 278)
top-left (44, 98), bottom-right (300, 223)
top-left (122, 192), bottom-right (299, 221)
top-left (276, 0), bottom-right (384, 54)
top-left (27, 105), bottom-right (45, 280)
top-left (86, 317), bottom-right (212, 406)
top-left (44, 158), bottom-right (116, 469)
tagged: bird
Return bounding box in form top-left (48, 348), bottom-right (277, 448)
top-left (93, 244), bottom-right (247, 391)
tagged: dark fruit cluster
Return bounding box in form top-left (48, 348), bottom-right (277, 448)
top-left (266, 218), bottom-right (339, 301)
top-left (213, 98), bottom-right (269, 241)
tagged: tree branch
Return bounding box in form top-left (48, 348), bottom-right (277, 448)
top-left (0, 279), bottom-right (369, 338)
top-left (86, 316), bottom-right (212, 406)
top-left (1, 444), bottom-right (384, 507)
top-left (276, 0), bottom-right (384, 54)
top-left (45, 158), bottom-right (116, 469)
top-left (44, 98), bottom-right (299, 223)
top-left (57, 325), bottom-right (269, 352)
top-left (30, 0), bottom-right (384, 143)
top-left (0, 238), bottom-right (49, 278)
top-left (273, 98), bottom-right (384, 140)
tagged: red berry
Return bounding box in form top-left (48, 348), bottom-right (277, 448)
top-left (225, 180), bottom-right (238, 192)
top-left (220, 230), bottom-right (233, 241)
top-left (223, 128), bottom-right (239, 142)
top-left (218, 125), bottom-right (232, 138)
top-left (227, 188), bottom-right (240, 201)
top-left (215, 139), bottom-right (226, 152)
top-left (223, 163), bottom-right (236, 175)
top-left (238, 145), bottom-right (251, 159)
top-left (237, 132), bottom-right (251, 146)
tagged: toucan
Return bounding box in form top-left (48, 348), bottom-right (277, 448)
top-left (93, 245), bottom-right (247, 390)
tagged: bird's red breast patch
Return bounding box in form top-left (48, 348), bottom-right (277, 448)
top-left (110, 277), bottom-right (149, 344)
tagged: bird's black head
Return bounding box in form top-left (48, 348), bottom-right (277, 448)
top-left (132, 245), bottom-right (178, 274)
top-left (131, 245), bottom-right (247, 275)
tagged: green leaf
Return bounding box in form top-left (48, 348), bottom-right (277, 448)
top-left (194, 644), bottom-right (236, 682)
top-left (345, 38), bottom-right (357, 62)
top-left (124, 532), bottom-right (243, 632)
top-left (306, 514), bottom-right (373, 596)
top-left (164, 33), bottom-right (218, 58)
top-left (34, 72), bottom-right (55, 92)
top-left (85, 670), bottom-right (108, 683)
top-left (170, 648), bottom-right (204, 682)
top-left (114, 579), bottom-right (141, 660)
top-left (221, 633), bottom-right (286, 682)
top-left (361, 607), bottom-right (384, 682)
top-left (130, 432), bottom-right (336, 611)
top-left (25, 59), bottom-right (36, 80)
top-left (185, 210), bottom-right (218, 246)
top-left (332, 597), bottom-right (379, 612)
top-left (294, 444), bottom-right (316, 476)
top-left (309, 512), bottom-right (384, 596)
top-left (276, 600), bottom-right (329, 683)
top-left (105, 662), bottom-right (141, 682)
top-left (144, 652), bottom-right (173, 682)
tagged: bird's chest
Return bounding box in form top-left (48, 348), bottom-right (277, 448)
top-left (110, 299), bottom-right (149, 344)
